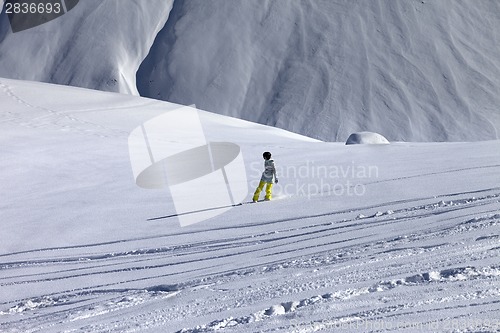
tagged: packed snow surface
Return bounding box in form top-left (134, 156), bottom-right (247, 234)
top-left (1, 78), bottom-right (499, 332)
top-left (1, 1), bottom-right (500, 141)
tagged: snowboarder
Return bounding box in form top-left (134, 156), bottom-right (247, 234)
top-left (253, 151), bottom-right (278, 202)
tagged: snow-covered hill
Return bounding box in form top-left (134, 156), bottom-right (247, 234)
top-left (1, 1), bottom-right (500, 141)
top-left (138, 0), bottom-right (500, 142)
top-left (1, 78), bottom-right (499, 332)
top-left (0, 0), bottom-right (173, 94)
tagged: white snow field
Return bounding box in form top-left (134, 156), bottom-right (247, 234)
top-left (1, 1), bottom-right (500, 142)
top-left (1, 78), bottom-right (499, 332)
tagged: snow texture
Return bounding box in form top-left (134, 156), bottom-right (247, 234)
top-left (0, 1), bottom-right (500, 141)
top-left (0, 0), bottom-right (173, 94)
top-left (0, 78), bottom-right (499, 333)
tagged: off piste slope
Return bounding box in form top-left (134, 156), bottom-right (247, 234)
top-left (138, 0), bottom-right (500, 142)
top-left (0, 1), bottom-right (499, 142)
top-left (1, 78), bottom-right (500, 333)
top-left (0, 0), bottom-right (173, 94)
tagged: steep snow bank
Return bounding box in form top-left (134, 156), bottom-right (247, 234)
top-left (0, 0), bottom-right (173, 93)
top-left (1, 1), bottom-right (499, 142)
top-left (137, 0), bottom-right (500, 142)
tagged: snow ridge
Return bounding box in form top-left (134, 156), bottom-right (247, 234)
top-left (137, 1), bottom-right (500, 142)
top-left (0, 0), bottom-right (173, 93)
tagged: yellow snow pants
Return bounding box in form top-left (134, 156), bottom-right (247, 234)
top-left (253, 180), bottom-right (273, 201)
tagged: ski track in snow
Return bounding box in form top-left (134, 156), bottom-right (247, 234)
top-left (1, 187), bottom-right (499, 332)
top-left (176, 265), bottom-right (500, 333)
top-left (1, 79), bottom-right (499, 332)
top-left (0, 80), bottom-right (129, 139)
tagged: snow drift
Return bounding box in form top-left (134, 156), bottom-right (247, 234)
top-left (1, 1), bottom-right (500, 141)
top-left (346, 132), bottom-right (390, 145)
top-left (0, 0), bottom-right (173, 94)
top-left (137, 0), bottom-right (500, 142)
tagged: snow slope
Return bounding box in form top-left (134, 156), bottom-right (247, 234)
top-left (137, 0), bottom-right (500, 142)
top-left (1, 78), bottom-right (499, 332)
top-left (1, 1), bottom-right (500, 142)
top-left (0, 0), bottom-right (173, 94)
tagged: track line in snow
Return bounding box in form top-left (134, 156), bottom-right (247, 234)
top-left (2, 197), bottom-right (496, 292)
top-left (1, 192), bottom-right (497, 287)
top-left (1, 186), bottom-right (498, 332)
top-left (1, 187), bottom-right (497, 263)
top-left (175, 266), bottom-right (500, 333)
top-left (0, 80), bottom-right (128, 138)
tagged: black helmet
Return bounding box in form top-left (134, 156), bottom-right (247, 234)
top-left (263, 151), bottom-right (272, 159)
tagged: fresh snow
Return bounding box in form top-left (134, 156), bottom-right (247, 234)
top-left (0, 0), bottom-right (173, 94)
top-left (140, 0), bottom-right (500, 142)
top-left (1, 78), bottom-right (499, 332)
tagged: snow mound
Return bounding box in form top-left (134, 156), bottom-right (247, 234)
top-left (345, 132), bottom-right (390, 145)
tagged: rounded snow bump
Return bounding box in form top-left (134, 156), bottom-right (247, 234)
top-left (345, 132), bottom-right (390, 145)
